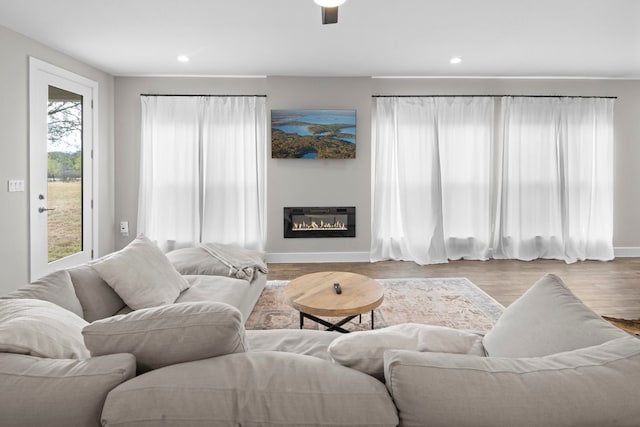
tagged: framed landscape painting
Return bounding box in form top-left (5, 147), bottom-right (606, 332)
top-left (271, 109), bottom-right (356, 159)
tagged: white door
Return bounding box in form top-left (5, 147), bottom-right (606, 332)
top-left (29, 58), bottom-right (97, 280)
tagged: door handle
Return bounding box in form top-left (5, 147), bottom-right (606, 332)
top-left (38, 207), bottom-right (55, 213)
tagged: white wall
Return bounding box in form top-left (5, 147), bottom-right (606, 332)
top-left (0, 26), bottom-right (114, 293)
top-left (265, 77), bottom-right (372, 261)
top-left (113, 75), bottom-right (640, 259)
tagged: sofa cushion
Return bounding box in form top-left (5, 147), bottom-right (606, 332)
top-left (101, 351), bottom-right (399, 427)
top-left (167, 243), bottom-right (267, 282)
top-left (0, 352), bottom-right (135, 427)
top-left (329, 323), bottom-right (485, 379)
top-left (177, 274), bottom-right (266, 324)
top-left (67, 264), bottom-right (126, 322)
top-left (92, 234), bottom-right (190, 310)
top-left (166, 246), bottom-right (230, 277)
top-left (482, 273), bottom-right (628, 357)
top-left (246, 329), bottom-right (341, 361)
top-left (1, 270), bottom-right (83, 318)
top-left (83, 302), bottom-right (246, 372)
top-left (384, 336), bottom-right (640, 427)
top-left (0, 299), bottom-right (89, 359)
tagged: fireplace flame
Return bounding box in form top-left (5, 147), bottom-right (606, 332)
top-left (293, 219), bottom-right (347, 231)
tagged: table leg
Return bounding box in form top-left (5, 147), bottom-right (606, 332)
top-left (300, 312), bottom-right (356, 333)
top-left (300, 312), bottom-right (304, 329)
top-left (371, 310), bottom-right (374, 330)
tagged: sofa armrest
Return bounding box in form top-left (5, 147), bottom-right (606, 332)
top-left (0, 353), bottom-right (135, 427)
top-left (384, 336), bottom-right (640, 427)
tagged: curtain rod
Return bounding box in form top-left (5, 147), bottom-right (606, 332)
top-left (372, 95), bottom-right (617, 99)
top-left (140, 94), bottom-right (267, 97)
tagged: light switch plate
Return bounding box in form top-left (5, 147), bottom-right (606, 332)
top-left (8, 180), bottom-right (25, 192)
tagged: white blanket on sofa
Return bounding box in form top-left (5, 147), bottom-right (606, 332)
top-left (199, 243), bottom-right (268, 282)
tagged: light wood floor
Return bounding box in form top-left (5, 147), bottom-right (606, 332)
top-left (267, 258), bottom-right (640, 319)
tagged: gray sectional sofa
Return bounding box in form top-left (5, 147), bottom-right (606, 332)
top-left (1, 236), bottom-right (640, 426)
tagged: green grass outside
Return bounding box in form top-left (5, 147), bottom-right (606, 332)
top-left (47, 180), bottom-right (82, 262)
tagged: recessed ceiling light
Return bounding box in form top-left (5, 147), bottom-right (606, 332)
top-left (177, 55), bottom-right (190, 63)
top-left (450, 57), bottom-right (463, 64)
top-left (314, 0), bottom-right (346, 7)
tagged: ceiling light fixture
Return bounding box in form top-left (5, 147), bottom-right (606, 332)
top-left (314, 0), bottom-right (346, 24)
top-left (177, 55), bottom-right (190, 63)
top-left (450, 57), bottom-right (463, 64)
top-left (314, 0), bottom-right (346, 7)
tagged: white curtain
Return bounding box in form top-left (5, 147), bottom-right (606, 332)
top-left (371, 95), bottom-right (614, 265)
top-left (138, 96), bottom-right (202, 251)
top-left (138, 96), bottom-right (267, 252)
top-left (201, 97), bottom-right (267, 250)
top-left (370, 97), bottom-right (494, 264)
top-left (438, 97), bottom-right (495, 260)
top-left (494, 96), bottom-right (614, 262)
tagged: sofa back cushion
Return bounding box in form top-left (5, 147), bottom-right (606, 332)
top-left (482, 273), bottom-right (628, 357)
top-left (102, 351), bottom-right (399, 427)
top-left (0, 352), bottom-right (135, 427)
top-left (67, 264), bottom-right (126, 322)
top-left (83, 302), bottom-right (246, 372)
top-left (384, 336), bottom-right (640, 427)
top-left (1, 270), bottom-right (83, 318)
top-left (0, 299), bottom-right (90, 359)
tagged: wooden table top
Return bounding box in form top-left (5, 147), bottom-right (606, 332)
top-left (284, 271), bottom-right (384, 317)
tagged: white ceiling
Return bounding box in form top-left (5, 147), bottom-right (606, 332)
top-left (1, 0), bottom-right (639, 78)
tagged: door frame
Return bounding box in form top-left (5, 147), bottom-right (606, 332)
top-left (29, 57), bottom-right (99, 280)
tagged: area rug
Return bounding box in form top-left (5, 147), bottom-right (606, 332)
top-left (245, 277), bottom-right (504, 332)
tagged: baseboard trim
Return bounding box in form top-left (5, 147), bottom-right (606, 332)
top-left (266, 252), bottom-right (370, 263)
top-left (614, 247), bottom-right (640, 257)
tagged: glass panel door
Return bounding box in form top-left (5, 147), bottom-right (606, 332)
top-left (29, 57), bottom-right (96, 280)
top-left (47, 86), bottom-right (83, 262)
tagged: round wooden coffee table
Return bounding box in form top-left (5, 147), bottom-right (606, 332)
top-left (284, 271), bottom-right (384, 333)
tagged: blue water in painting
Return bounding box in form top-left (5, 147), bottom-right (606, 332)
top-left (273, 125), bottom-right (312, 136)
top-left (338, 137), bottom-right (355, 144)
top-left (297, 113), bottom-right (356, 126)
top-left (272, 110), bottom-right (356, 144)
top-left (301, 152), bottom-right (317, 159)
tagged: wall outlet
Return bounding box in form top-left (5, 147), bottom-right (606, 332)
top-left (119, 221), bottom-right (129, 236)
top-left (8, 180), bottom-right (25, 192)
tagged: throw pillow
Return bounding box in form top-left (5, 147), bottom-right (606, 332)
top-left (83, 301), bottom-right (246, 372)
top-left (482, 273), bottom-right (629, 357)
top-left (328, 323), bottom-right (485, 379)
top-left (92, 234), bottom-right (190, 310)
top-left (0, 299), bottom-right (90, 359)
top-left (1, 269), bottom-right (83, 318)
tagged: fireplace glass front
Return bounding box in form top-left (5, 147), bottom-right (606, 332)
top-left (284, 207), bottom-right (355, 238)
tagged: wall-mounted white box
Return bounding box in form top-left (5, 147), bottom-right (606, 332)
top-left (8, 180), bottom-right (25, 192)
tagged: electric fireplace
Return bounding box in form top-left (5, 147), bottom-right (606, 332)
top-left (284, 207), bottom-right (356, 238)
